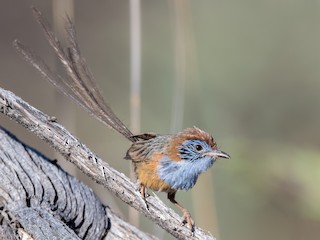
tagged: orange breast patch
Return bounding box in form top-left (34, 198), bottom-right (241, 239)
top-left (134, 153), bottom-right (172, 192)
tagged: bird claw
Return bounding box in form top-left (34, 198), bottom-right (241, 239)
top-left (140, 192), bottom-right (150, 211)
top-left (181, 211), bottom-right (195, 234)
top-left (136, 183), bottom-right (150, 211)
top-left (137, 190), bottom-right (150, 211)
top-left (144, 199), bottom-right (150, 211)
top-left (144, 192), bottom-right (150, 198)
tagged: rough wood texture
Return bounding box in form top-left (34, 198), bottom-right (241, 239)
top-left (0, 88), bottom-right (215, 240)
top-left (0, 126), bottom-right (107, 239)
top-left (0, 126), bottom-right (158, 240)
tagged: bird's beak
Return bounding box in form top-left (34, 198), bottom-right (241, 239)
top-left (205, 149), bottom-right (230, 159)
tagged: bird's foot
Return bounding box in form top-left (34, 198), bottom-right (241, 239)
top-left (135, 181), bottom-right (150, 197)
top-left (181, 210), bottom-right (195, 234)
top-left (138, 184), bottom-right (150, 211)
top-left (142, 197), bottom-right (150, 211)
top-left (137, 191), bottom-right (150, 211)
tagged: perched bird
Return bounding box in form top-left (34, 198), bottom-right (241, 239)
top-left (16, 8), bottom-right (230, 232)
top-left (125, 128), bottom-right (229, 229)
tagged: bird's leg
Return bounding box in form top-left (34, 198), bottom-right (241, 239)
top-left (139, 184), bottom-right (149, 210)
top-left (140, 184), bottom-right (146, 198)
top-left (135, 179), bottom-right (150, 198)
top-left (168, 191), bottom-right (195, 232)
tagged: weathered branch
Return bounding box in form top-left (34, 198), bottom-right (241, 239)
top-left (0, 125), bottom-right (157, 240)
top-left (0, 88), bottom-right (215, 240)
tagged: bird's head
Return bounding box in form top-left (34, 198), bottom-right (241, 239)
top-left (159, 127), bottom-right (230, 190)
top-left (168, 127), bottom-right (230, 163)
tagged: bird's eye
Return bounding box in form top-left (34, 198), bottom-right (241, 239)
top-left (195, 144), bottom-right (203, 151)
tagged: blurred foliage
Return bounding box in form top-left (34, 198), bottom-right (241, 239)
top-left (1, 1), bottom-right (320, 240)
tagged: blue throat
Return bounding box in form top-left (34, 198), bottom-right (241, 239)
top-left (157, 155), bottom-right (215, 190)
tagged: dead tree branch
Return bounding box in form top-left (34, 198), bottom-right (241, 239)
top-left (0, 125), bottom-right (157, 239)
top-left (0, 88), bottom-right (215, 240)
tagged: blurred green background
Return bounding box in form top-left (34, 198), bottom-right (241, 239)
top-left (1, 1), bottom-right (320, 239)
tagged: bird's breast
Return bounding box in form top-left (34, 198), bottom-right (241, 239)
top-left (157, 156), bottom-right (215, 191)
top-left (134, 152), bottom-right (172, 192)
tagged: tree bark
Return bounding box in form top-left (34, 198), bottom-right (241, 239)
top-left (0, 125), bottom-right (157, 240)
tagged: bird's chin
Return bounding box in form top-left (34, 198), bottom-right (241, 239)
top-left (209, 158), bottom-right (216, 168)
top-left (196, 156), bottom-right (215, 173)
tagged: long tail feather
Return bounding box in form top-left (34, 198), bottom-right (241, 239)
top-left (14, 7), bottom-right (134, 141)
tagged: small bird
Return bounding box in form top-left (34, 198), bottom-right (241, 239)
top-left (15, 8), bottom-right (230, 232)
top-left (125, 128), bottom-right (229, 230)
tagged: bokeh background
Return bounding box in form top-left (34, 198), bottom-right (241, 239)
top-left (1, 1), bottom-right (320, 240)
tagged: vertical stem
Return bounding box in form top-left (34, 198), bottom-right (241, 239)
top-left (129, 0), bottom-right (141, 227)
top-left (170, 0), bottom-right (186, 133)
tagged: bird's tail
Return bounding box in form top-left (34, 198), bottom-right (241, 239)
top-left (14, 7), bottom-right (134, 142)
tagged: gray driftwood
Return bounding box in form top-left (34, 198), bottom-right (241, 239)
top-left (0, 88), bottom-right (215, 240)
top-left (0, 126), bottom-right (157, 240)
